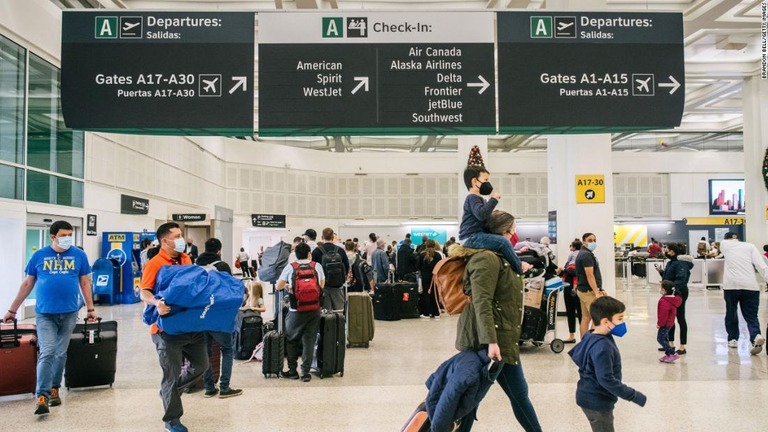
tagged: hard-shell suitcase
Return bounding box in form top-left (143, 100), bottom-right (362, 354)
top-left (0, 320), bottom-right (37, 396)
top-left (397, 282), bottom-right (420, 319)
top-left (374, 283), bottom-right (401, 321)
top-left (347, 292), bottom-right (374, 348)
top-left (262, 293), bottom-right (285, 378)
top-left (65, 318), bottom-right (118, 389)
top-left (314, 311), bottom-right (345, 378)
top-left (235, 309), bottom-right (263, 360)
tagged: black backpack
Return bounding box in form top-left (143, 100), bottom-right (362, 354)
top-left (319, 246), bottom-right (345, 288)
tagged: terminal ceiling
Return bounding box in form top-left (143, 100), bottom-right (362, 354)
top-left (50, 0), bottom-right (760, 153)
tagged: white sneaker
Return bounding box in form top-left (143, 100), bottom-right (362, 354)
top-left (728, 340), bottom-right (738, 348)
top-left (751, 335), bottom-right (765, 355)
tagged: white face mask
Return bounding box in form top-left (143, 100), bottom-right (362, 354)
top-left (170, 237), bottom-right (186, 253)
top-left (57, 235), bottom-right (73, 250)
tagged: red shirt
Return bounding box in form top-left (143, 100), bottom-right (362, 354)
top-left (657, 295), bottom-right (682, 328)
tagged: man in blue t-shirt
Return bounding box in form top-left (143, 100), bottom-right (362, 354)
top-left (3, 220), bottom-right (96, 416)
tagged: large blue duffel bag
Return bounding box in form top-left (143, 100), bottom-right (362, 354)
top-left (143, 265), bottom-right (244, 335)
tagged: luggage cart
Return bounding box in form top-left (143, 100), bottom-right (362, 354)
top-left (519, 282), bottom-right (565, 353)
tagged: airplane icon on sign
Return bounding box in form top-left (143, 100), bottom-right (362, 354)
top-left (123, 22), bottom-right (140, 31)
top-left (202, 77), bottom-right (219, 93)
top-left (635, 77), bottom-right (651, 93)
top-left (557, 21), bottom-right (574, 31)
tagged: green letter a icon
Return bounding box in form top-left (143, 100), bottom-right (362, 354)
top-left (322, 17), bottom-right (343, 38)
top-left (95, 17), bottom-right (118, 39)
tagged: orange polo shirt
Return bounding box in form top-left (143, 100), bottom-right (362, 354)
top-left (140, 248), bottom-right (191, 334)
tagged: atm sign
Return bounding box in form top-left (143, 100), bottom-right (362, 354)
top-left (108, 234), bottom-right (126, 242)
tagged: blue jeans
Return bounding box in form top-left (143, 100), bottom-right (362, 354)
top-left (724, 290), bottom-right (761, 343)
top-left (463, 233), bottom-right (523, 274)
top-left (457, 362), bottom-right (542, 432)
top-left (203, 331), bottom-right (235, 390)
top-left (35, 311), bottom-right (78, 397)
top-left (657, 327), bottom-right (674, 355)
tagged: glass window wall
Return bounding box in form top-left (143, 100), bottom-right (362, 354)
top-left (26, 170), bottom-right (83, 208)
top-left (0, 34), bottom-right (25, 165)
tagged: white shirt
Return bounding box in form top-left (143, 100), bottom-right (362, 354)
top-left (306, 240), bottom-right (318, 252)
top-left (237, 252), bottom-right (249, 263)
top-left (364, 241), bottom-right (377, 265)
top-left (720, 239), bottom-right (768, 291)
top-left (279, 259), bottom-right (325, 312)
top-left (278, 259), bottom-right (325, 288)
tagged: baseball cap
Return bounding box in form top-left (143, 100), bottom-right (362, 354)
top-left (303, 229), bottom-right (317, 239)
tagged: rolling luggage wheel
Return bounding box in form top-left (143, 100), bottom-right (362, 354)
top-left (339, 372), bottom-right (344, 377)
top-left (551, 339), bottom-right (565, 353)
top-left (346, 343), bottom-right (351, 348)
top-left (533, 341), bottom-right (543, 347)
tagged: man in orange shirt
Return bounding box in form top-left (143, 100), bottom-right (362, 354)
top-left (140, 222), bottom-right (208, 432)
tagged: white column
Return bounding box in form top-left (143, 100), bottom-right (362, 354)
top-left (548, 135), bottom-right (617, 295)
top-left (742, 76), bottom-right (768, 245)
top-left (457, 136), bottom-right (489, 223)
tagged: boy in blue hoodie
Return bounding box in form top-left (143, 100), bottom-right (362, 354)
top-left (569, 296), bottom-right (646, 432)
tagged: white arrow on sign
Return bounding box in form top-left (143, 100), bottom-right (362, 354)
top-left (228, 76), bottom-right (247, 94)
top-left (658, 75), bottom-right (680, 95)
top-left (466, 75), bottom-right (490, 95)
top-left (352, 76), bottom-right (369, 95)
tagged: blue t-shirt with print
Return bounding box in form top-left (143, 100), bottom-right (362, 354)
top-left (26, 246), bottom-right (92, 314)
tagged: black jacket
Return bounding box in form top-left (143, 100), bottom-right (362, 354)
top-left (195, 252), bottom-right (232, 275)
top-left (659, 255), bottom-right (694, 294)
top-left (396, 246), bottom-right (419, 276)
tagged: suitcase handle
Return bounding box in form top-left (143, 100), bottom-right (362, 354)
top-left (80, 317), bottom-right (103, 344)
top-left (0, 319), bottom-right (21, 348)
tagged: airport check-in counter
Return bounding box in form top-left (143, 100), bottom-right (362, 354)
top-left (642, 258), bottom-right (716, 289)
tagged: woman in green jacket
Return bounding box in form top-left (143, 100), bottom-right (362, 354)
top-left (455, 210), bottom-right (542, 432)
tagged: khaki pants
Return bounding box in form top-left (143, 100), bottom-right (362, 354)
top-left (577, 290), bottom-right (598, 326)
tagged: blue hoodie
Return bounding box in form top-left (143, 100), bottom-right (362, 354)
top-left (425, 350), bottom-right (500, 432)
top-left (568, 331), bottom-right (647, 412)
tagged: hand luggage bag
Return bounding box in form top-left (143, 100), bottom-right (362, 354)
top-left (262, 296), bottom-right (285, 378)
top-left (314, 311), bottom-right (345, 378)
top-left (519, 306), bottom-right (547, 342)
top-left (346, 292), bottom-right (374, 348)
top-left (0, 320), bottom-right (37, 396)
top-left (235, 309), bottom-right (263, 360)
top-left (397, 282), bottom-right (420, 319)
top-left (65, 318), bottom-right (118, 389)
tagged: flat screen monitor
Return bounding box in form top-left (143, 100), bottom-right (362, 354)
top-left (709, 179), bottom-right (745, 215)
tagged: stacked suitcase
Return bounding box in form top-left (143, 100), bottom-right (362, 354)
top-left (374, 281), bottom-right (420, 321)
top-left (65, 318), bottom-right (118, 389)
top-left (0, 320), bottom-right (37, 396)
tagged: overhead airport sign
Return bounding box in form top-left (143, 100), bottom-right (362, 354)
top-left (172, 213), bottom-right (207, 222)
top-left (120, 194), bottom-right (149, 215)
top-left (61, 11), bottom-right (255, 135)
top-left (497, 12), bottom-right (685, 133)
top-left (257, 12), bottom-right (496, 136)
top-left (251, 214), bottom-right (287, 228)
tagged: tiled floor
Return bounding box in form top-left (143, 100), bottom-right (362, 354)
top-left (3, 281), bottom-right (768, 431)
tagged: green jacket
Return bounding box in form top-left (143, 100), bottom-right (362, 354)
top-left (454, 246), bottom-right (524, 365)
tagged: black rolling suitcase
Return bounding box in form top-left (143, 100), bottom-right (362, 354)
top-left (374, 283), bottom-right (401, 321)
top-left (235, 309), bottom-right (263, 360)
top-left (65, 318), bottom-right (117, 389)
top-left (262, 294), bottom-right (285, 378)
top-left (397, 282), bottom-right (420, 319)
top-left (314, 311), bottom-right (345, 378)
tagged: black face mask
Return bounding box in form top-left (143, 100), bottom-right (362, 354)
top-left (665, 252), bottom-right (674, 259)
top-left (479, 181), bottom-right (494, 196)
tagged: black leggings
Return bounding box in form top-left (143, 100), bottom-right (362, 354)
top-left (668, 290), bottom-right (688, 345)
top-left (563, 286), bottom-right (582, 334)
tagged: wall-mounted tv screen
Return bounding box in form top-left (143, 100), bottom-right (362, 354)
top-left (709, 179), bottom-right (745, 215)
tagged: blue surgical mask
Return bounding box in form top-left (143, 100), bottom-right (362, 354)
top-left (57, 236), bottom-right (73, 250)
top-left (173, 237), bottom-right (186, 253)
top-left (587, 242), bottom-right (597, 252)
top-left (610, 322), bottom-right (627, 337)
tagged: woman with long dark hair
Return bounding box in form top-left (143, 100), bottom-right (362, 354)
top-left (417, 239), bottom-right (442, 319)
top-left (655, 242), bottom-right (693, 354)
top-left (561, 239), bottom-right (583, 343)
